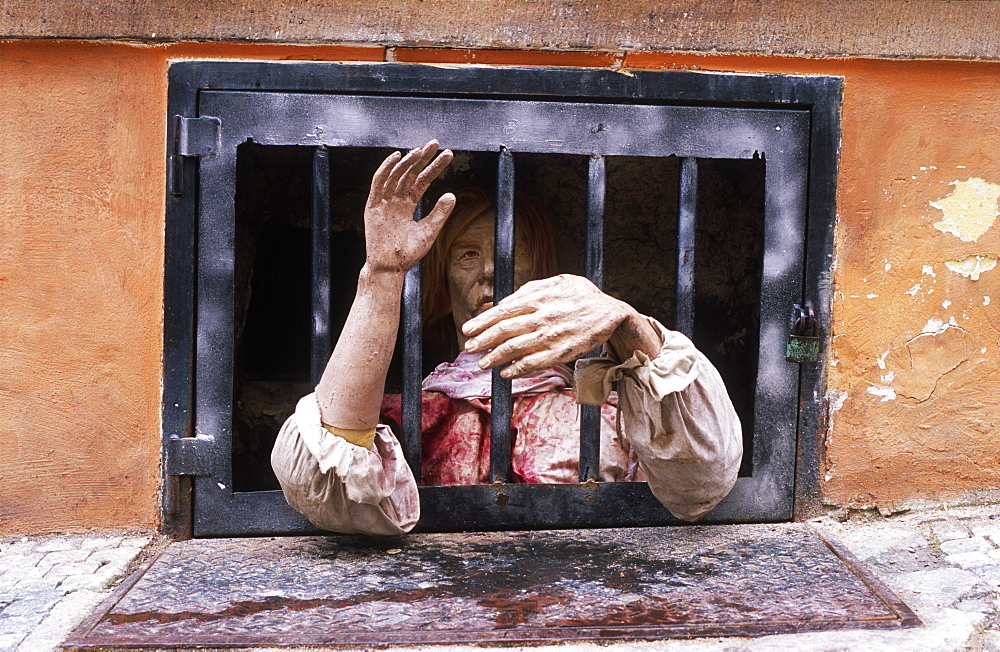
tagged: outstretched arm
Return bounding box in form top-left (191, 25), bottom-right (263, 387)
top-left (464, 274), bottom-right (742, 521)
top-left (316, 141), bottom-right (454, 430)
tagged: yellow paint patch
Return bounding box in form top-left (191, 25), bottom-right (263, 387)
top-left (945, 255), bottom-right (998, 281)
top-left (930, 178), bottom-right (1000, 242)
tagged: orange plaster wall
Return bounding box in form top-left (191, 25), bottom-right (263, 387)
top-left (1, 41), bottom-right (998, 535)
top-left (816, 59), bottom-right (1000, 511)
top-left (0, 41), bottom-right (382, 536)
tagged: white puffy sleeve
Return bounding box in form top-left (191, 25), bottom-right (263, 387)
top-left (575, 317), bottom-right (743, 521)
top-left (270, 393), bottom-right (420, 535)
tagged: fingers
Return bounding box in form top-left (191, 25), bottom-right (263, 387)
top-left (476, 319), bottom-right (604, 377)
top-left (465, 274), bottom-right (608, 336)
top-left (500, 349), bottom-right (570, 379)
top-left (478, 329), bottom-right (549, 370)
top-left (370, 141), bottom-right (453, 214)
top-left (473, 318), bottom-right (586, 375)
top-left (367, 151), bottom-right (402, 206)
top-left (461, 277), bottom-right (564, 337)
top-left (466, 313), bottom-right (539, 355)
top-left (418, 192), bottom-right (457, 242)
top-left (412, 149), bottom-right (453, 198)
top-left (423, 191), bottom-right (457, 226)
top-left (487, 275), bottom-right (565, 308)
top-left (384, 143), bottom-right (435, 196)
top-left (393, 141), bottom-right (439, 197)
top-left (462, 299), bottom-right (537, 339)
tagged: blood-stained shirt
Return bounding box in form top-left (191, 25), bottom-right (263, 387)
top-left (271, 317), bottom-right (743, 535)
top-left (378, 390), bottom-right (638, 486)
top-left (378, 351), bottom-right (638, 486)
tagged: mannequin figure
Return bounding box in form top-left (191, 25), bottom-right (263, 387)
top-left (271, 141), bottom-right (743, 534)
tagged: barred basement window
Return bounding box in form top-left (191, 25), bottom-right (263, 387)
top-left (163, 62), bottom-right (841, 537)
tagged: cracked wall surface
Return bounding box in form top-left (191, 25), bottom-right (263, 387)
top-left (817, 60), bottom-right (1000, 512)
top-left (1, 40), bottom-right (999, 533)
top-left (883, 325), bottom-right (971, 403)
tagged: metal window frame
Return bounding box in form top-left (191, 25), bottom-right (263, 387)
top-left (162, 62), bottom-right (842, 538)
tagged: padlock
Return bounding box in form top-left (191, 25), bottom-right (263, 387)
top-left (786, 303), bottom-right (820, 363)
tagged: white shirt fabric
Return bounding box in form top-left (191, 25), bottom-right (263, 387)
top-left (271, 317), bottom-right (743, 534)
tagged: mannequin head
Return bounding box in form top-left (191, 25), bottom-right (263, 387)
top-left (423, 188), bottom-right (557, 350)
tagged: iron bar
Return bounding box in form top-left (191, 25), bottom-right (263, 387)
top-left (402, 203), bottom-right (425, 482)
top-left (310, 146), bottom-right (332, 385)
top-left (676, 157), bottom-right (698, 337)
top-left (580, 154), bottom-right (605, 481)
top-left (490, 147), bottom-right (515, 483)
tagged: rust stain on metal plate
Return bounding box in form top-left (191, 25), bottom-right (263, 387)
top-left (65, 524), bottom-right (919, 648)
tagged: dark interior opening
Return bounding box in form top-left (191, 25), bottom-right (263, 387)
top-left (231, 144), bottom-right (765, 491)
top-left (233, 144), bottom-right (313, 491)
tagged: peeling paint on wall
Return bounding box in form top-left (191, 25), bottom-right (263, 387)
top-left (930, 178), bottom-right (1000, 242)
top-left (922, 317), bottom-right (954, 334)
top-left (876, 350), bottom-right (890, 369)
top-left (828, 390), bottom-right (848, 414)
top-left (823, 389), bottom-right (848, 483)
top-left (866, 385), bottom-right (897, 402)
top-left (813, 57), bottom-right (1000, 513)
top-left (945, 255), bottom-right (998, 280)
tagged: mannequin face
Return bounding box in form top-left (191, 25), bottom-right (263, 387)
top-left (446, 210), bottom-right (532, 348)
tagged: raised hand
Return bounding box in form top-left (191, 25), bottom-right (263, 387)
top-left (461, 274), bottom-right (661, 379)
top-left (364, 141), bottom-right (455, 275)
top-left (316, 140), bottom-right (453, 431)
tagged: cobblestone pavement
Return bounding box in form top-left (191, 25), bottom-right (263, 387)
top-left (4, 505), bottom-right (1000, 650)
top-left (0, 532), bottom-right (154, 651)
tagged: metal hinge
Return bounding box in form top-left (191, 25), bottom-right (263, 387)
top-left (174, 115), bottom-right (221, 158)
top-left (165, 434), bottom-right (215, 476)
top-left (169, 115), bottom-right (222, 196)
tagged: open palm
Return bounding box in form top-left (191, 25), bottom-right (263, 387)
top-left (364, 141), bottom-right (455, 274)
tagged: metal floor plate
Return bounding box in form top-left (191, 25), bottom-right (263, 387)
top-left (64, 524), bottom-right (919, 648)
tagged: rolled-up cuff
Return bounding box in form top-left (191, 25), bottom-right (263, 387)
top-left (292, 393), bottom-right (399, 505)
top-left (272, 395), bottom-right (420, 534)
top-left (575, 316), bottom-right (700, 405)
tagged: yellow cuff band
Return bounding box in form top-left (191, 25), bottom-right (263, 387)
top-left (322, 423), bottom-right (377, 449)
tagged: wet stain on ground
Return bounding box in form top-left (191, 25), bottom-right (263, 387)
top-left (71, 524), bottom-right (918, 647)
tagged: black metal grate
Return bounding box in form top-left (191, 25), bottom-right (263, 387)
top-left (383, 151), bottom-right (700, 485)
top-left (163, 63), bottom-right (842, 536)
